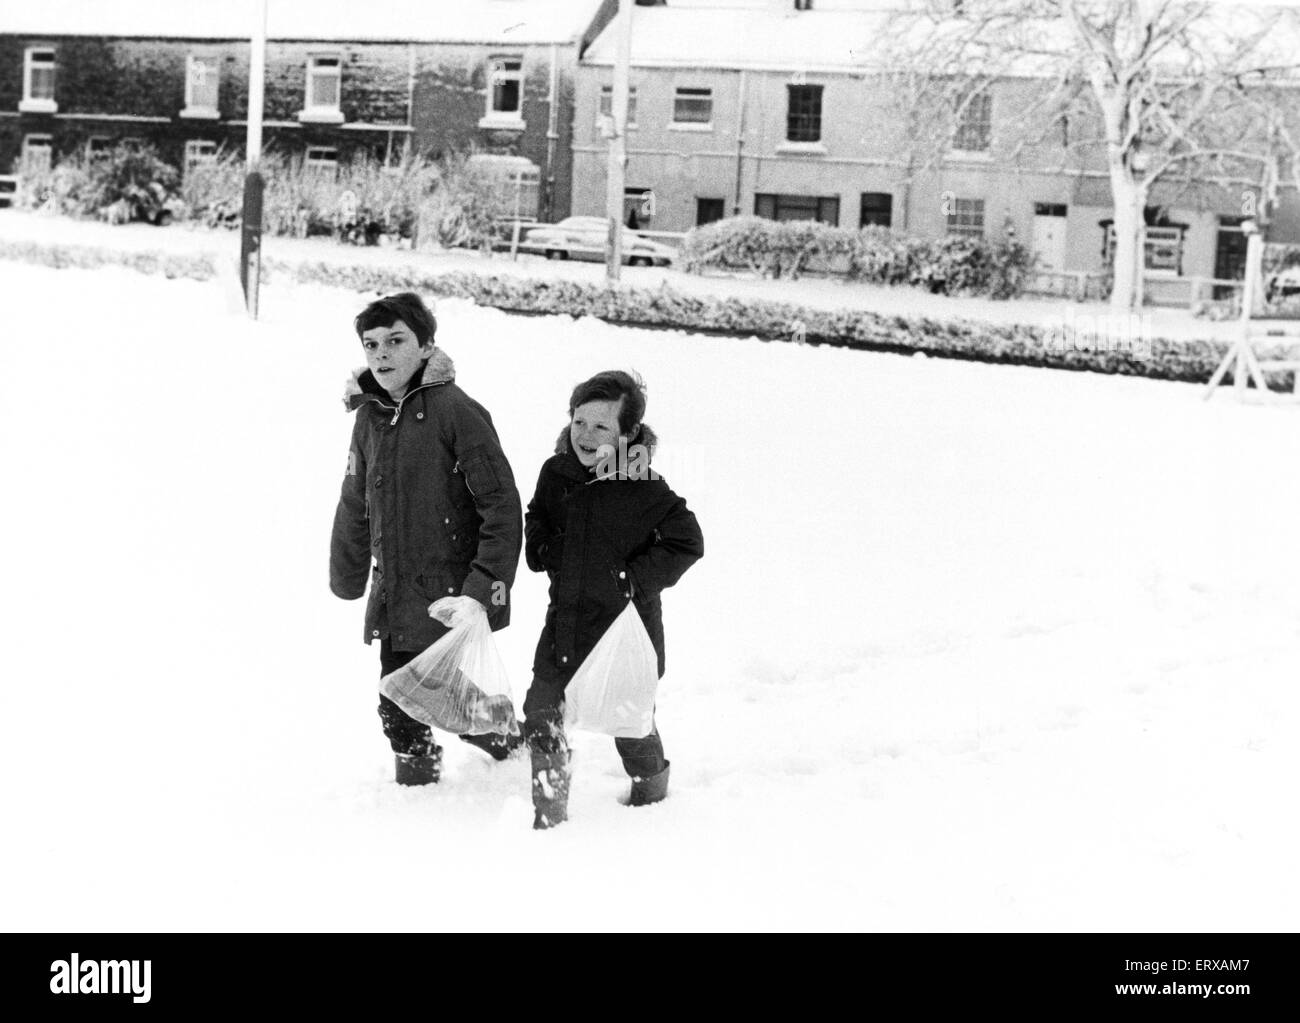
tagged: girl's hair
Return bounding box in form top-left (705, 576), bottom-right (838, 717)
top-left (354, 292), bottom-right (437, 346)
top-left (569, 370), bottom-right (647, 436)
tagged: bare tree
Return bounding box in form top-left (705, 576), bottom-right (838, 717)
top-left (882, 0), bottom-right (1300, 311)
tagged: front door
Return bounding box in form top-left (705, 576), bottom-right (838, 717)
top-left (1214, 218), bottom-right (1248, 300)
top-left (1032, 203), bottom-right (1068, 274)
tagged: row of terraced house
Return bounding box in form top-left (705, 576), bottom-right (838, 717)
top-left (5, 0), bottom-right (1300, 300)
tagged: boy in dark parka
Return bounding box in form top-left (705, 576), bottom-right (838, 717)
top-left (524, 370), bottom-right (703, 829)
top-left (330, 293), bottom-right (523, 786)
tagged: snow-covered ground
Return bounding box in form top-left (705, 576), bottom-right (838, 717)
top-left (1, 256), bottom-right (1297, 932)
top-left (0, 209), bottom-right (1247, 342)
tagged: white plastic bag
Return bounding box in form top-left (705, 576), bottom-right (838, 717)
top-left (380, 613), bottom-right (519, 736)
top-left (563, 602), bottom-right (658, 739)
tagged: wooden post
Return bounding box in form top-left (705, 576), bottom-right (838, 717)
top-left (240, 0), bottom-right (268, 319)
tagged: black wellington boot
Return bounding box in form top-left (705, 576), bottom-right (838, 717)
top-left (531, 749), bottom-right (571, 830)
top-left (459, 729), bottom-right (526, 762)
top-left (395, 747), bottom-right (443, 786)
top-left (628, 760), bottom-right (670, 807)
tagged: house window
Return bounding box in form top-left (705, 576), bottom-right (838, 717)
top-left (1102, 221), bottom-right (1186, 276)
top-left (305, 55), bottom-right (342, 116)
top-left (672, 88), bottom-right (713, 126)
top-left (22, 48), bottom-right (57, 112)
top-left (599, 86), bottom-right (637, 127)
top-left (696, 198), bottom-right (726, 226)
top-left (87, 136), bottom-right (113, 162)
top-left (946, 198), bottom-right (985, 237)
top-left (305, 146), bottom-right (339, 172)
top-left (184, 55), bottom-right (220, 116)
top-left (755, 193), bottom-right (840, 226)
top-left (860, 192), bottom-right (893, 229)
top-left (488, 57), bottom-right (523, 119)
top-left (953, 92), bottom-right (992, 153)
top-left (21, 134), bottom-right (54, 172)
top-left (794, 0), bottom-right (814, 9)
top-left (786, 85), bottom-right (822, 143)
top-left (185, 140), bottom-right (218, 172)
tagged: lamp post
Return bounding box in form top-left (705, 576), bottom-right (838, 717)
top-left (605, 0), bottom-right (633, 283)
top-left (240, 0), bottom-right (268, 318)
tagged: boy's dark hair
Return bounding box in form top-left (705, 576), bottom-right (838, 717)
top-left (569, 370), bottom-right (647, 436)
top-left (354, 292), bottom-right (437, 346)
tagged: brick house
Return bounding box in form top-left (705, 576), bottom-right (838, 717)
top-left (0, 0), bottom-right (616, 220)
top-left (574, 0), bottom-right (1300, 296)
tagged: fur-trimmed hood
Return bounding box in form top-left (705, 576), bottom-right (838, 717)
top-left (342, 347), bottom-right (455, 410)
top-left (554, 421), bottom-right (659, 461)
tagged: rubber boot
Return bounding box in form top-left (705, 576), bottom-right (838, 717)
top-left (459, 729), bottom-right (526, 762)
top-left (395, 748), bottom-right (443, 786)
top-left (628, 760), bottom-right (670, 807)
top-left (531, 749), bottom-right (571, 830)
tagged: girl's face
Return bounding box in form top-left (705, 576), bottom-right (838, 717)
top-left (570, 398), bottom-right (626, 467)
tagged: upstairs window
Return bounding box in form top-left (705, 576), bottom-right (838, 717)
top-left (302, 55), bottom-right (342, 121)
top-left (672, 87), bottom-right (713, 127)
top-left (599, 85), bottom-right (638, 127)
top-left (953, 91), bottom-right (992, 153)
top-left (184, 55), bottom-right (220, 117)
top-left (22, 48), bottom-right (57, 112)
top-left (488, 57), bottom-right (523, 119)
top-left (786, 84), bottom-right (822, 142)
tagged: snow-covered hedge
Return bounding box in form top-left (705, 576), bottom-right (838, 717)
top-left (680, 217), bottom-right (1036, 298)
top-left (0, 238), bottom-right (1263, 387)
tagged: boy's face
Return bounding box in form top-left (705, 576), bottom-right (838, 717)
top-left (571, 398), bottom-right (626, 467)
top-left (361, 318), bottom-right (433, 400)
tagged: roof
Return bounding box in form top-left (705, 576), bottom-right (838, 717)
top-left (582, 1), bottom-right (1300, 77)
top-left (0, 0), bottom-right (607, 45)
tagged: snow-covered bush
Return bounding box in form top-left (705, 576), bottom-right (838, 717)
top-left (684, 217), bottom-right (1035, 298)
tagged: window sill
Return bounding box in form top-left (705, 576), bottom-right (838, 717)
top-left (18, 98), bottom-right (57, 114)
top-left (669, 122), bottom-right (713, 132)
top-left (776, 141), bottom-right (827, 156)
top-left (478, 115), bottom-right (525, 132)
top-left (945, 150), bottom-right (993, 163)
top-left (180, 107), bottom-right (220, 120)
top-left (297, 109), bottom-right (344, 125)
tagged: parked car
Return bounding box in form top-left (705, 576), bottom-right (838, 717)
top-left (1265, 265), bottom-right (1300, 304)
top-left (521, 216), bottom-right (676, 266)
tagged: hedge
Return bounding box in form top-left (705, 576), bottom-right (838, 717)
top-left (3, 236), bottom-right (1289, 390)
top-left (680, 216), bottom-right (1036, 299)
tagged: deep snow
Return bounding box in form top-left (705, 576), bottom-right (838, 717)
top-left (0, 256), bottom-right (1296, 931)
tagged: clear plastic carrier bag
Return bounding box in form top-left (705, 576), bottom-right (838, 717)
top-left (380, 610), bottom-right (519, 736)
top-left (563, 602), bottom-right (658, 739)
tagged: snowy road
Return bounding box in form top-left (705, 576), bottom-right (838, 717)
top-left (0, 259), bottom-right (1296, 930)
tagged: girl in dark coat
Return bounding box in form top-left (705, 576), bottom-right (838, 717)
top-left (524, 371), bottom-right (704, 829)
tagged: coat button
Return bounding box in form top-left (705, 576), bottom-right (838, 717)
top-left (561, 656), bottom-right (568, 664)
top-left (374, 476), bottom-right (383, 488)
top-left (447, 587), bottom-right (455, 594)
top-left (371, 629), bottom-right (380, 637)
top-left (416, 412), bottom-right (424, 420)
top-left (444, 517), bottom-right (450, 524)
top-left (619, 571), bottom-right (626, 579)
top-left (451, 533), bottom-right (457, 540)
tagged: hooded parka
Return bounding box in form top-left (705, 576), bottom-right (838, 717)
top-left (330, 348), bottom-right (523, 652)
top-left (524, 425), bottom-right (703, 687)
